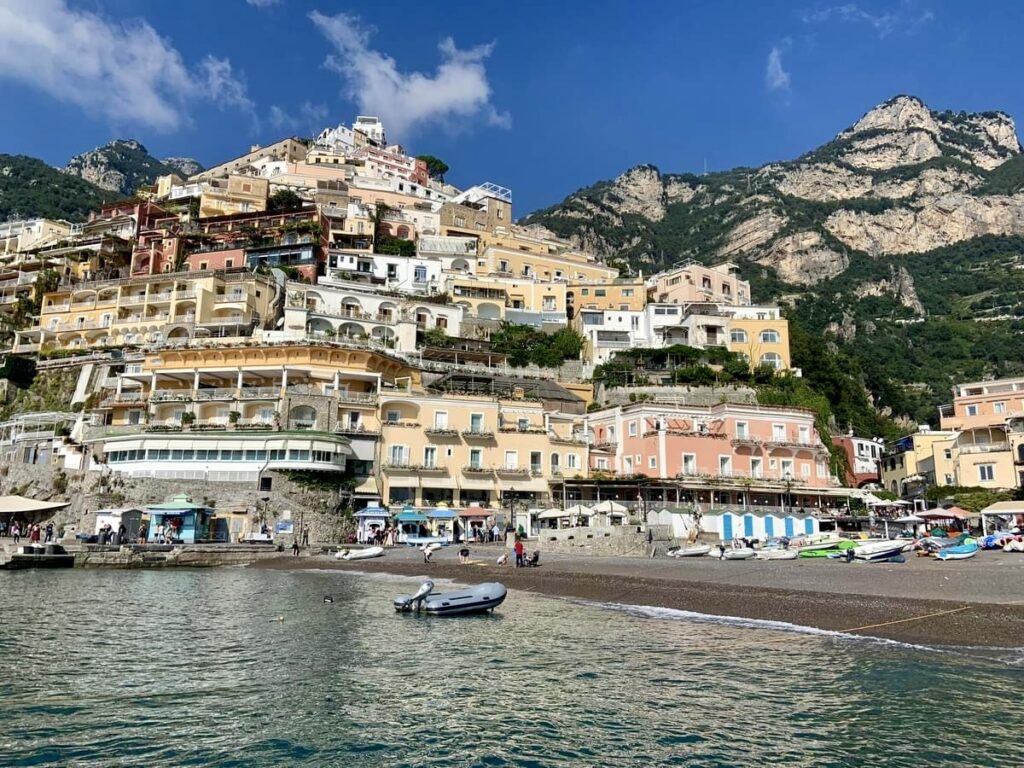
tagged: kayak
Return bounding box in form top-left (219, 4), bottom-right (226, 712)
top-left (667, 545), bottom-right (712, 558)
top-left (336, 546), bottom-right (385, 561)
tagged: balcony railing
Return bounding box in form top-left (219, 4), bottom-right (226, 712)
top-left (462, 465), bottom-right (493, 474)
top-left (239, 386), bottom-right (281, 399)
top-left (497, 466), bottom-right (530, 475)
top-left (958, 443), bottom-right (1010, 455)
top-left (462, 429), bottom-right (495, 439)
top-left (196, 388), bottom-right (237, 400)
top-left (425, 427), bottom-right (461, 437)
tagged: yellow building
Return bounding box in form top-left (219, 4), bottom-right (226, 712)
top-left (567, 279), bottom-right (645, 313)
top-left (378, 383), bottom-right (587, 510)
top-left (199, 175), bottom-right (270, 219)
top-left (17, 271), bottom-right (277, 353)
top-left (193, 138), bottom-right (309, 182)
top-left (481, 245), bottom-right (617, 283)
top-left (723, 307), bottom-right (791, 370)
top-left (881, 429), bottom-right (957, 497)
top-left (448, 276), bottom-right (568, 319)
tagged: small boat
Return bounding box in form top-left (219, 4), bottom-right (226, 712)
top-left (935, 542), bottom-right (979, 561)
top-left (793, 534), bottom-right (843, 553)
top-left (852, 540), bottom-right (906, 562)
top-left (754, 548), bottom-right (797, 560)
top-left (335, 546), bottom-right (385, 561)
top-left (1003, 538), bottom-right (1024, 553)
top-left (720, 547), bottom-right (755, 560)
top-left (667, 545), bottom-right (712, 558)
top-left (393, 580), bottom-right (507, 616)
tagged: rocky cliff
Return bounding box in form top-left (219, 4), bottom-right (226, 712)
top-left (525, 96), bottom-right (1023, 282)
top-left (525, 95), bottom-right (1024, 424)
top-left (63, 139), bottom-right (185, 195)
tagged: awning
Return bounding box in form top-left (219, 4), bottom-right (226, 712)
top-left (421, 476), bottom-right (457, 489)
top-left (396, 511), bottom-right (427, 523)
top-left (459, 509), bottom-right (492, 518)
top-left (920, 506), bottom-right (974, 520)
top-left (0, 495), bottom-right (70, 515)
top-left (355, 507), bottom-right (388, 518)
top-left (980, 500), bottom-right (1024, 516)
top-left (428, 509), bottom-right (458, 519)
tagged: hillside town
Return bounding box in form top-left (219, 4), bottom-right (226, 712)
top-left (0, 115), bottom-right (1021, 549)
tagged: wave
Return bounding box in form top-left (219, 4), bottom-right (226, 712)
top-left (578, 599), bottom-right (1024, 662)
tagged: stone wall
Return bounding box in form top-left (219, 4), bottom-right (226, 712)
top-left (0, 462), bottom-right (350, 545)
top-left (530, 524), bottom-right (671, 557)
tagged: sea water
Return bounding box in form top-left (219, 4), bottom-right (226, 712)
top-left (1, 568), bottom-right (1021, 767)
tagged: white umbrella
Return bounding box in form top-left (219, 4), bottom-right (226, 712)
top-left (593, 500), bottom-right (628, 513)
top-left (564, 504), bottom-right (595, 516)
top-left (537, 507), bottom-right (568, 520)
top-left (894, 514), bottom-right (925, 524)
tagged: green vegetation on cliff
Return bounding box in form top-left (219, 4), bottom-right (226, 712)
top-left (0, 155), bottom-right (114, 221)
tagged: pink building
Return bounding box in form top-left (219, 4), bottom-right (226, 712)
top-left (588, 402), bottom-right (832, 486)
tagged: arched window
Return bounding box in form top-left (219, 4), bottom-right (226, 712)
top-left (550, 453), bottom-right (560, 475)
top-left (759, 352), bottom-right (783, 369)
top-left (730, 329), bottom-right (747, 344)
top-left (760, 329), bottom-right (780, 344)
top-left (396, 226), bottom-right (410, 239)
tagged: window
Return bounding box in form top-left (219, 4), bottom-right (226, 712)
top-left (781, 459), bottom-right (794, 478)
top-left (414, 265), bottom-right (428, 282)
top-left (504, 450), bottom-right (518, 469)
top-left (730, 329), bottom-right (747, 344)
top-left (530, 451), bottom-right (542, 473)
top-left (469, 449), bottom-right (483, 469)
top-left (719, 456), bottom-right (731, 475)
top-left (550, 453), bottom-right (560, 474)
top-left (433, 411), bottom-right (448, 429)
top-left (760, 352), bottom-right (783, 369)
top-left (979, 464), bottom-right (995, 481)
top-left (517, 418), bottom-right (529, 431)
top-left (581, 288), bottom-right (589, 296)
top-left (944, 449), bottom-right (952, 460)
top-left (542, 296), bottom-right (556, 311)
top-left (225, 259), bottom-right (233, 268)
top-left (682, 454), bottom-right (696, 475)
top-left (622, 289), bottom-right (634, 297)
top-left (631, 316), bottom-right (640, 330)
top-left (798, 426), bottom-right (810, 444)
top-left (759, 329), bottom-right (780, 344)
top-left (470, 413), bottom-right (484, 433)
top-left (595, 289), bottom-right (606, 297)
top-left (389, 445), bottom-right (407, 466)
top-left (816, 461), bottom-right (827, 478)
top-left (628, 421), bottom-right (638, 437)
top-left (751, 458), bottom-right (763, 478)
top-left (387, 264), bottom-right (398, 279)
top-left (596, 458), bottom-right (608, 470)
top-left (454, 216), bottom-right (466, 227)
top-left (994, 401), bottom-right (1006, 414)
top-left (773, 424), bottom-right (786, 440)
top-left (649, 456), bottom-right (657, 469)
top-left (801, 463), bottom-right (811, 477)
top-left (567, 454), bottom-right (579, 469)
top-left (423, 447), bottom-right (437, 468)
top-left (966, 405), bottom-right (978, 417)
top-left (624, 456), bottom-right (634, 473)
top-left (736, 422), bottom-right (748, 439)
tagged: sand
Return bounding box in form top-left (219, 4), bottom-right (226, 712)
top-left (256, 546), bottom-right (1024, 648)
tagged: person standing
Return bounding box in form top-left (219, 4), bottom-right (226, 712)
top-left (302, 527), bottom-right (309, 547)
top-left (30, 524), bottom-right (41, 543)
top-left (513, 537), bottom-right (525, 568)
top-left (291, 539), bottom-right (300, 557)
top-left (44, 522), bottom-right (54, 543)
top-left (155, 523), bottom-right (165, 544)
top-left (12, 521), bottom-right (21, 544)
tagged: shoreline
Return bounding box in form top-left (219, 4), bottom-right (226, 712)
top-left (255, 550), bottom-right (1024, 649)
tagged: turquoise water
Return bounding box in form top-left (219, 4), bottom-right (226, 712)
top-left (1, 568), bottom-right (1022, 767)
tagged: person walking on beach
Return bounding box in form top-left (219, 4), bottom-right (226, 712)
top-left (12, 521), bottom-right (21, 544)
top-left (155, 523), bottom-right (165, 544)
top-left (291, 539), bottom-right (300, 556)
top-left (514, 537), bottom-right (525, 567)
top-left (30, 524), bottom-right (41, 543)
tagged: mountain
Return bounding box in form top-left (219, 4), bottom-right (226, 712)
top-left (63, 139), bottom-right (183, 195)
top-left (0, 154), bottom-right (113, 222)
top-left (162, 157), bottom-right (205, 178)
top-left (524, 95), bottom-right (1024, 425)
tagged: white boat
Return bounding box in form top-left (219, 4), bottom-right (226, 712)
top-left (793, 534), bottom-right (843, 553)
top-left (667, 545), bottom-right (712, 558)
top-left (393, 580), bottom-right (507, 616)
top-left (1003, 538), bottom-right (1024, 553)
top-left (852, 540), bottom-right (905, 561)
top-left (720, 547), bottom-right (755, 560)
top-left (336, 546), bottom-right (385, 561)
top-left (754, 548), bottom-right (797, 560)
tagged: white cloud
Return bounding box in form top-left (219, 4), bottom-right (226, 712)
top-left (0, 0), bottom-right (255, 131)
top-left (765, 46), bottom-right (791, 91)
top-left (801, 3), bottom-right (934, 38)
top-left (269, 102), bottom-right (330, 135)
top-left (309, 10), bottom-right (510, 139)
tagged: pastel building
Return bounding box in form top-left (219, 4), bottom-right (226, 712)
top-left (650, 261), bottom-right (750, 306)
top-left (832, 434), bottom-right (883, 488)
top-left (17, 271), bottom-right (277, 353)
top-left (587, 402), bottom-right (839, 540)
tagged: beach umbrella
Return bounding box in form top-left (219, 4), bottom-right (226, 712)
top-left (593, 500), bottom-right (628, 513)
top-left (564, 504), bottom-right (594, 527)
top-left (537, 507), bottom-right (568, 520)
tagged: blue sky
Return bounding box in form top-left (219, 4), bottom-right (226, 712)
top-left (1, 1), bottom-right (1022, 215)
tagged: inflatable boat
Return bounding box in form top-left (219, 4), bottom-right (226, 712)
top-left (393, 580), bottom-right (507, 616)
top-left (335, 546), bottom-right (385, 561)
top-left (666, 545), bottom-right (712, 558)
top-left (754, 548), bottom-right (798, 560)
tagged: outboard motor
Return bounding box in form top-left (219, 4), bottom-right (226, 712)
top-left (394, 580), bottom-right (434, 612)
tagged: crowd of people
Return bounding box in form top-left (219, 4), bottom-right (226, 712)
top-left (0, 520), bottom-right (56, 545)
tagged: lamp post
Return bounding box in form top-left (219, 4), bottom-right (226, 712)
top-left (783, 472), bottom-right (794, 514)
top-left (506, 486), bottom-right (517, 537)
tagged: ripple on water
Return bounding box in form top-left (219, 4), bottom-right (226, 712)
top-left (1, 569), bottom-right (1023, 768)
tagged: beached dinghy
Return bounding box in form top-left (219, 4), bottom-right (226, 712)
top-left (852, 540), bottom-right (906, 562)
top-left (393, 580), bottom-right (507, 616)
top-left (935, 542), bottom-right (979, 561)
top-left (667, 545), bottom-right (712, 558)
top-left (754, 548), bottom-right (797, 560)
top-left (793, 534), bottom-right (843, 553)
top-left (719, 547), bottom-right (755, 560)
top-left (336, 546), bottom-right (385, 561)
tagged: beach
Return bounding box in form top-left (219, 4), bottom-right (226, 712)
top-left (257, 546), bottom-right (1024, 648)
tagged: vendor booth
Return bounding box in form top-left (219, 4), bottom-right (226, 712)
top-left (143, 494), bottom-right (214, 544)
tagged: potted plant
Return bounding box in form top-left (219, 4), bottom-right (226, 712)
top-left (180, 411), bottom-right (195, 430)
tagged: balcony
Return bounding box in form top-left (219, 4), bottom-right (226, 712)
top-left (215, 293), bottom-right (249, 303)
top-left (425, 427), bottom-right (461, 438)
top-left (959, 443), bottom-right (1010, 455)
top-left (151, 389), bottom-right (194, 402)
top-left (195, 388), bottom-right (237, 400)
top-left (148, 292), bottom-right (173, 303)
top-left (334, 424), bottom-right (380, 437)
top-left (592, 441), bottom-right (618, 452)
top-left (462, 429), bottom-right (495, 440)
top-left (383, 421), bottom-right (421, 429)
top-left (238, 386), bottom-right (281, 399)
top-left (335, 391), bottom-right (378, 405)
top-left (731, 436), bottom-right (764, 448)
top-left (551, 434), bottom-right (588, 446)
top-left (462, 465), bottom-right (493, 475)
top-left (497, 466), bottom-right (530, 477)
